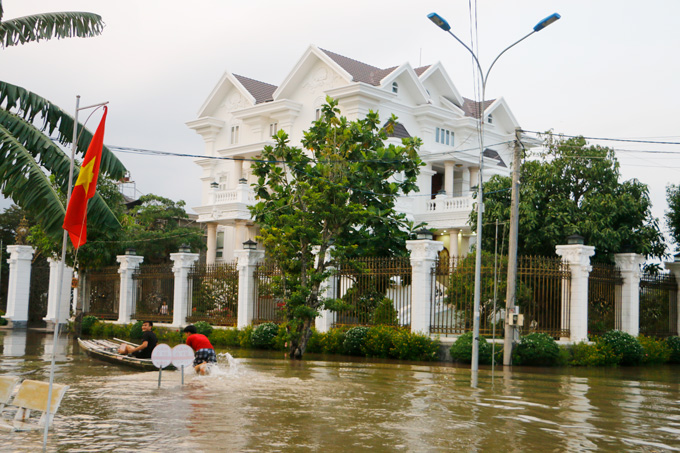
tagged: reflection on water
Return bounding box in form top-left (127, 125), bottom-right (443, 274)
top-left (1, 330), bottom-right (680, 452)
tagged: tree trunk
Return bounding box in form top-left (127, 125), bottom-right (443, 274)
top-left (288, 318), bottom-right (313, 360)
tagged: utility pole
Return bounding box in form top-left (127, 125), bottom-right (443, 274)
top-left (503, 127), bottom-right (522, 366)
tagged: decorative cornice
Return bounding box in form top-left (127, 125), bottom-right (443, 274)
top-left (170, 252), bottom-right (200, 272)
top-left (613, 253), bottom-right (645, 278)
top-left (555, 244), bottom-right (595, 268)
top-left (6, 245), bottom-right (35, 261)
top-left (116, 255), bottom-right (144, 272)
top-left (235, 249), bottom-right (265, 268)
top-left (405, 240), bottom-right (444, 262)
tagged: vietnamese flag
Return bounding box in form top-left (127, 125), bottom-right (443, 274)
top-left (63, 107), bottom-right (108, 249)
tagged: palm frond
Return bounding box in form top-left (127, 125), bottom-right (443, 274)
top-left (0, 80), bottom-right (126, 179)
top-left (0, 11), bottom-right (104, 48)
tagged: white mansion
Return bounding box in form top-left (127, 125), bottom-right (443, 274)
top-left (187, 45), bottom-right (522, 263)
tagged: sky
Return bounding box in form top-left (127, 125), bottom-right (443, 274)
top-left (2, 1), bottom-right (680, 251)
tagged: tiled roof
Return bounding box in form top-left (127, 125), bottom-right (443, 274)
top-left (382, 121), bottom-right (411, 139)
top-left (319, 48), bottom-right (397, 86)
top-left (462, 97), bottom-right (495, 119)
top-left (414, 65), bottom-right (431, 76)
top-left (233, 74), bottom-right (277, 104)
top-left (483, 148), bottom-right (507, 167)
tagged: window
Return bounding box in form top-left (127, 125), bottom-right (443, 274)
top-left (218, 175), bottom-right (227, 191)
top-left (392, 82), bottom-right (399, 93)
top-left (230, 125), bottom-right (239, 144)
top-left (269, 122), bottom-right (278, 137)
top-left (487, 114), bottom-right (493, 124)
top-left (315, 108), bottom-right (321, 120)
top-left (435, 127), bottom-right (454, 146)
top-left (435, 127), bottom-right (440, 143)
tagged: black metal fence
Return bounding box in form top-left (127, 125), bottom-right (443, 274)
top-left (187, 262), bottom-right (238, 326)
top-left (588, 263), bottom-right (623, 335)
top-left (639, 271), bottom-right (678, 337)
top-left (133, 264), bottom-right (174, 323)
top-left (83, 266), bottom-right (120, 320)
top-left (28, 262), bottom-right (50, 324)
top-left (253, 261), bottom-right (284, 324)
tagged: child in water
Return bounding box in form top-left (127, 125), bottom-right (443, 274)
top-left (183, 325), bottom-right (217, 375)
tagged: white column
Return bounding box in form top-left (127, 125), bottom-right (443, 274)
top-left (460, 167), bottom-right (471, 194)
top-left (460, 232), bottom-right (471, 257)
top-left (116, 254), bottom-right (144, 324)
top-left (468, 167), bottom-right (479, 194)
top-left (448, 229), bottom-right (460, 258)
top-left (170, 251), bottom-right (200, 327)
top-left (556, 244), bottom-right (596, 342)
top-left (444, 161), bottom-right (455, 197)
top-left (664, 259), bottom-right (680, 335)
top-left (3, 245), bottom-right (34, 328)
top-left (206, 222), bottom-right (218, 265)
top-left (614, 253), bottom-right (645, 336)
top-left (406, 239), bottom-right (444, 334)
top-left (235, 247), bottom-right (265, 328)
top-left (314, 246), bottom-right (337, 333)
top-left (43, 258), bottom-right (73, 329)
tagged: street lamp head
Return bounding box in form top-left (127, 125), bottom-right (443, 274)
top-left (533, 13), bottom-right (561, 32)
top-left (427, 12), bottom-right (451, 32)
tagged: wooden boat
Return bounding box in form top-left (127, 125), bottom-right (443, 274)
top-left (77, 338), bottom-right (175, 371)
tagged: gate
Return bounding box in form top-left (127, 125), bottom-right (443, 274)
top-left (83, 266), bottom-right (120, 320)
top-left (28, 262), bottom-right (50, 324)
top-left (253, 261), bottom-right (284, 324)
top-left (133, 264), bottom-right (174, 323)
top-left (639, 271), bottom-right (678, 337)
top-left (187, 262), bottom-right (238, 326)
top-left (588, 263), bottom-right (623, 335)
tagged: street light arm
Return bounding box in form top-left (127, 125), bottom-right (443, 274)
top-left (484, 30), bottom-right (535, 85)
top-left (445, 30), bottom-right (484, 83)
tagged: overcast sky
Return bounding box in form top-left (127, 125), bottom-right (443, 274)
top-left (3, 1), bottom-right (680, 250)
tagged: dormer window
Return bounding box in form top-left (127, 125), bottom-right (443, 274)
top-left (392, 82), bottom-right (399, 94)
top-left (269, 122), bottom-right (278, 137)
top-left (487, 114), bottom-right (493, 124)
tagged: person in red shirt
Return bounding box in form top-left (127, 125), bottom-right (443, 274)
top-left (183, 325), bottom-right (217, 374)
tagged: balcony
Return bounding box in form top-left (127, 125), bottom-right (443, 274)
top-left (397, 194), bottom-right (474, 230)
top-left (194, 185), bottom-right (256, 224)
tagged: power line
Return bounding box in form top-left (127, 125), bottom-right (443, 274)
top-left (522, 130), bottom-right (680, 146)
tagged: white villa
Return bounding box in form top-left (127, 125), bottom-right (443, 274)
top-left (187, 45), bottom-right (522, 264)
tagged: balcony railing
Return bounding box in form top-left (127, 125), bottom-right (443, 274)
top-left (425, 195), bottom-right (473, 213)
top-left (212, 186), bottom-right (256, 205)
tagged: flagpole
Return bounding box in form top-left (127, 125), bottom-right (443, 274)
top-left (43, 96), bottom-right (108, 450)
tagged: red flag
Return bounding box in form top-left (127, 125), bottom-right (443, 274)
top-left (63, 107), bottom-right (108, 249)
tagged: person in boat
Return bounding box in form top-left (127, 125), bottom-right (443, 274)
top-left (118, 321), bottom-right (158, 359)
top-left (183, 325), bottom-right (217, 374)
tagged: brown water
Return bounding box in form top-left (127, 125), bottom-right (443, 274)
top-left (1, 330), bottom-right (679, 452)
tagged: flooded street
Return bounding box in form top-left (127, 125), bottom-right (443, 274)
top-left (1, 330), bottom-right (679, 452)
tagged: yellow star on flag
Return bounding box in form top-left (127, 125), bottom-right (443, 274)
top-left (75, 158), bottom-right (96, 196)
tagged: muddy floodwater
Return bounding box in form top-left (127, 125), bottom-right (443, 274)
top-left (1, 330), bottom-right (679, 452)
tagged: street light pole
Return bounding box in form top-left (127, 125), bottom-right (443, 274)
top-left (428, 12), bottom-right (560, 382)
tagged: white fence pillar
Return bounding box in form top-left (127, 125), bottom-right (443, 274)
top-left (556, 243), bottom-right (595, 342)
top-left (116, 253), bottom-right (143, 324)
top-left (43, 258), bottom-right (73, 330)
top-left (169, 251), bottom-right (199, 327)
top-left (3, 245), bottom-right (34, 328)
top-left (665, 258), bottom-right (680, 335)
top-left (235, 248), bottom-right (264, 329)
top-left (406, 239), bottom-right (443, 334)
top-left (614, 253), bottom-right (645, 336)
top-left (314, 246), bottom-right (337, 333)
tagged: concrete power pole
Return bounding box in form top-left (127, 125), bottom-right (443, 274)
top-left (503, 128), bottom-right (523, 366)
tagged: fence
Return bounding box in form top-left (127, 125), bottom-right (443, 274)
top-left (639, 271), bottom-right (678, 337)
top-left (187, 262), bottom-right (238, 326)
top-left (335, 257), bottom-right (412, 328)
top-left (431, 254), bottom-right (570, 338)
top-left (253, 261), bottom-right (284, 324)
top-left (133, 264), bottom-right (174, 323)
top-left (28, 262), bottom-right (50, 324)
top-left (588, 263), bottom-right (623, 335)
top-left (83, 266), bottom-right (120, 320)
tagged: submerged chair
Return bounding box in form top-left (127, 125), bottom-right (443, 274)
top-left (0, 375), bottom-right (20, 414)
top-left (0, 379), bottom-right (69, 432)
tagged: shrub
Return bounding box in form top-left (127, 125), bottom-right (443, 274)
top-left (210, 328), bottom-right (240, 347)
top-left (305, 329), bottom-right (323, 353)
top-left (391, 330), bottom-right (440, 361)
top-left (238, 325), bottom-right (253, 348)
top-left (194, 321), bottom-right (213, 337)
top-left (570, 340), bottom-right (621, 366)
top-left (364, 325), bottom-right (397, 358)
top-left (156, 328), bottom-right (184, 344)
top-left (81, 315), bottom-right (99, 335)
top-left (372, 299), bottom-right (399, 325)
top-left (449, 332), bottom-right (493, 365)
top-left (513, 333), bottom-right (560, 366)
top-left (343, 326), bottom-right (369, 356)
top-left (600, 330), bottom-right (643, 366)
top-left (0, 310), bottom-right (7, 326)
top-left (273, 324), bottom-right (288, 351)
top-left (129, 320), bottom-right (143, 340)
top-left (321, 328), bottom-right (346, 354)
top-left (638, 335), bottom-right (671, 364)
top-left (666, 336), bottom-right (680, 363)
top-left (252, 322), bottom-right (279, 349)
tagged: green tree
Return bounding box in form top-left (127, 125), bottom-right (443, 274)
top-left (250, 98), bottom-right (422, 359)
top-left (0, 1), bottom-right (126, 238)
top-left (665, 184), bottom-right (680, 253)
top-left (475, 134), bottom-right (664, 262)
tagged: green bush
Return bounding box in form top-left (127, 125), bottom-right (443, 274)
top-left (666, 336), bottom-right (680, 363)
top-left (638, 335), bottom-right (671, 364)
top-left (210, 328), bottom-right (240, 347)
top-left (304, 329), bottom-right (323, 353)
top-left (238, 325), bottom-right (253, 348)
top-left (0, 310), bottom-right (7, 326)
top-left (343, 326), bottom-right (369, 356)
top-left (372, 299), bottom-right (399, 325)
top-left (364, 325), bottom-right (398, 358)
top-left (81, 315), bottom-right (99, 335)
top-left (449, 332), bottom-right (493, 365)
top-left (129, 320), bottom-right (143, 340)
top-left (194, 321), bottom-right (213, 337)
top-left (320, 328), bottom-right (346, 354)
top-left (600, 330), bottom-right (643, 366)
top-left (156, 328), bottom-right (184, 344)
top-left (513, 333), bottom-right (560, 366)
top-left (570, 340), bottom-right (621, 366)
top-left (252, 322), bottom-right (279, 349)
top-left (391, 330), bottom-right (440, 361)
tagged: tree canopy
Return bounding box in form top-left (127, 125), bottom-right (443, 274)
top-left (666, 184), bottom-right (680, 254)
top-left (250, 98), bottom-right (423, 358)
top-left (475, 134), bottom-right (665, 262)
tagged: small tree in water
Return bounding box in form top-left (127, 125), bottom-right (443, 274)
top-left (250, 98), bottom-right (422, 359)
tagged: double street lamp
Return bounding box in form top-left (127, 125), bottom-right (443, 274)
top-left (428, 11), bottom-right (560, 381)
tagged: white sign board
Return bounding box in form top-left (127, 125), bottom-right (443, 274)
top-left (172, 344), bottom-right (195, 368)
top-left (151, 343), bottom-right (172, 369)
